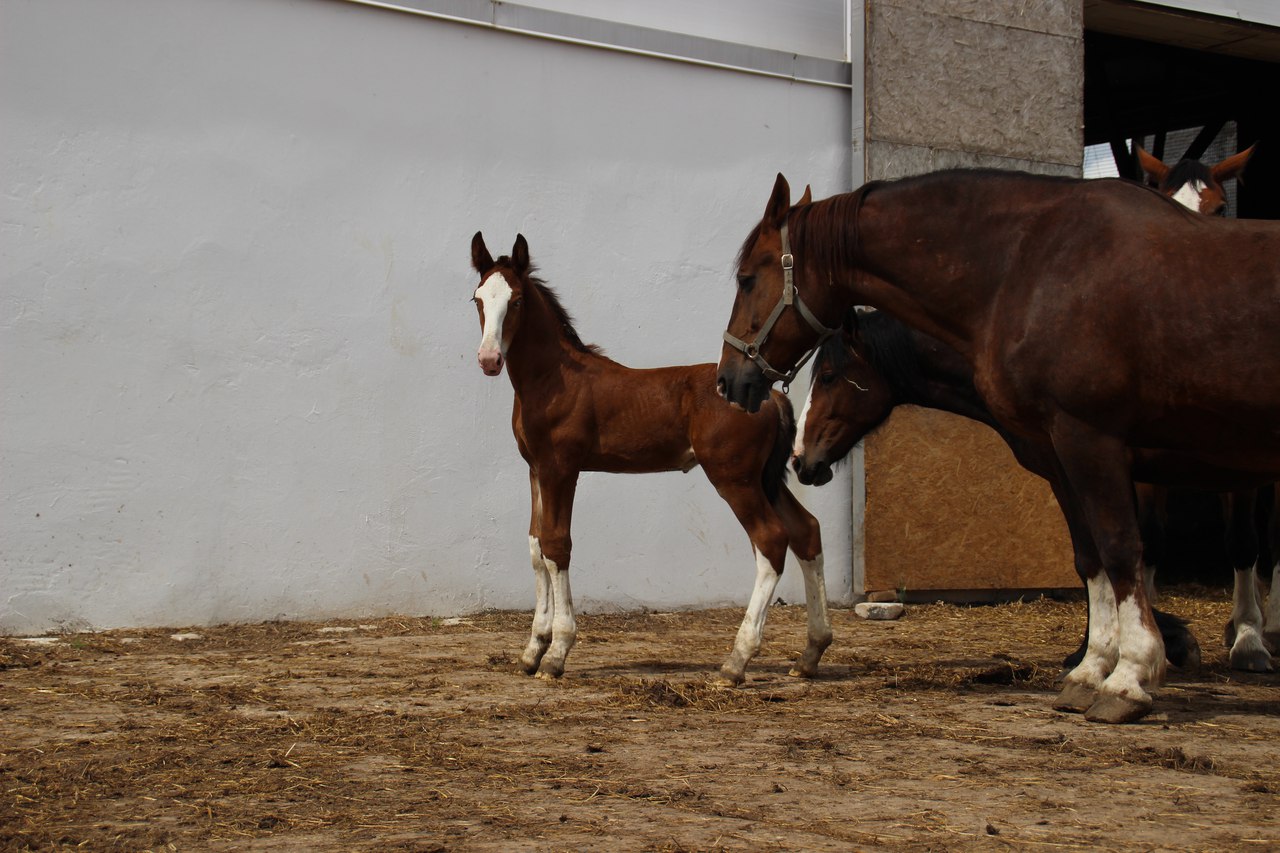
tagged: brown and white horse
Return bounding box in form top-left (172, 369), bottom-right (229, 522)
top-left (717, 172), bottom-right (1280, 722)
top-left (471, 232), bottom-right (830, 685)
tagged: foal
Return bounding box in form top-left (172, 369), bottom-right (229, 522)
top-left (471, 232), bottom-right (830, 684)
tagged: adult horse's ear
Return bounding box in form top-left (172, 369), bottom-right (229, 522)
top-left (1135, 146), bottom-right (1168, 187)
top-left (512, 234), bottom-right (530, 274)
top-left (797, 184), bottom-right (813, 206)
top-left (765, 173), bottom-right (791, 230)
top-left (842, 307), bottom-right (862, 347)
top-left (472, 231), bottom-right (494, 274)
top-left (1213, 143), bottom-right (1256, 184)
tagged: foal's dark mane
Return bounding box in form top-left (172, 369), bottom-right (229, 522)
top-left (496, 255), bottom-right (603, 356)
top-left (810, 310), bottom-right (929, 403)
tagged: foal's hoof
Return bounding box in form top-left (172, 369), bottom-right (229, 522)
top-left (1084, 693), bottom-right (1152, 724)
top-left (1053, 683), bottom-right (1097, 714)
top-left (1229, 648), bottom-right (1274, 673)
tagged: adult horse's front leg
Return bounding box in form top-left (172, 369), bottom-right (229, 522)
top-left (1052, 422), bottom-right (1165, 723)
top-left (774, 486), bottom-right (831, 678)
top-left (533, 469), bottom-right (580, 679)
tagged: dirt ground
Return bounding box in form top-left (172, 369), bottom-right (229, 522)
top-left (2, 588), bottom-right (1278, 852)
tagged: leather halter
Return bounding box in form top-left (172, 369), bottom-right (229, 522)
top-left (722, 222), bottom-right (840, 391)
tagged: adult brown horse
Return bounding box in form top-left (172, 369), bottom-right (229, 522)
top-left (471, 232), bottom-right (829, 686)
top-left (717, 172), bottom-right (1280, 722)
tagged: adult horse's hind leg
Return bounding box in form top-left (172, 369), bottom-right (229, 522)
top-left (1223, 490), bottom-right (1272, 672)
top-left (774, 486), bottom-right (831, 678)
top-left (520, 470), bottom-right (553, 674)
top-left (711, 481), bottom-right (791, 686)
top-left (1258, 484), bottom-right (1280, 651)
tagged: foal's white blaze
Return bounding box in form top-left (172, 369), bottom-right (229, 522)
top-left (793, 385), bottom-right (815, 459)
top-left (1171, 179), bottom-right (1208, 213)
top-left (475, 270), bottom-right (513, 373)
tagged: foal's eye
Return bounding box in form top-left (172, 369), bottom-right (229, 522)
top-left (736, 274), bottom-right (756, 292)
top-left (511, 298), bottom-right (522, 308)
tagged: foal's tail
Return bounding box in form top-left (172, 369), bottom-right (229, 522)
top-left (762, 390), bottom-right (796, 505)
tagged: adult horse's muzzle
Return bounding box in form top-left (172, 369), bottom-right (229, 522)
top-left (716, 355), bottom-right (772, 414)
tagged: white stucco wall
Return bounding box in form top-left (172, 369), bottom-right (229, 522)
top-left (1, 0), bottom-right (853, 634)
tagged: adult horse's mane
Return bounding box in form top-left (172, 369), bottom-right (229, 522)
top-left (741, 170), bottom-right (1188, 279)
top-left (494, 254), bottom-right (604, 356)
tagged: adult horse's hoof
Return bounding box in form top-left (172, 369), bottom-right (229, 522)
top-left (788, 664), bottom-right (817, 679)
top-left (1084, 694), bottom-right (1152, 724)
top-left (714, 666), bottom-right (746, 688)
top-left (1053, 683), bottom-right (1097, 714)
top-left (1228, 647), bottom-right (1274, 673)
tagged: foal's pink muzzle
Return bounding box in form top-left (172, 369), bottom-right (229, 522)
top-left (478, 349), bottom-right (505, 376)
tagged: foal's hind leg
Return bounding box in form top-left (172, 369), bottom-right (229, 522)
top-left (712, 483), bottom-right (790, 687)
top-left (774, 486), bottom-right (831, 678)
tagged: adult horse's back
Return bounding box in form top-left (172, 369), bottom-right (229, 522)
top-left (717, 171), bottom-right (1280, 722)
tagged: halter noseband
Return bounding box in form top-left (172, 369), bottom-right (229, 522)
top-left (722, 222), bottom-right (840, 391)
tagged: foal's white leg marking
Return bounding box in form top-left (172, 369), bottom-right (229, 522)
top-left (790, 554), bottom-right (832, 678)
top-left (1065, 573), bottom-right (1119, 692)
top-left (719, 548), bottom-right (782, 685)
top-left (536, 556), bottom-right (577, 679)
top-left (1172, 179), bottom-right (1208, 212)
top-left (1228, 564), bottom-right (1272, 670)
top-left (521, 535), bottom-right (552, 672)
top-left (792, 386), bottom-right (815, 459)
top-left (475, 271), bottom-right (513, 363)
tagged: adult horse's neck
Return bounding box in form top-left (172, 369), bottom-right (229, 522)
top-left (843, 172), bottom-right (1035, 359)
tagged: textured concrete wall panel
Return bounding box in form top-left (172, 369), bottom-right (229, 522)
top-left (873, 0), bottom-right (1080, 38)
top-left (868, 140), bottom-right (1081, 180)
top-left (868, 3), bottom-right (1083, 166)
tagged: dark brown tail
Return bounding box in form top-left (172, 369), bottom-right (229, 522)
top-left (762, 390), bottom-right (796, 505)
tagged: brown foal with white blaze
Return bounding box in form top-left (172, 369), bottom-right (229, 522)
top-left (470, 232), bottom-right (829, 684)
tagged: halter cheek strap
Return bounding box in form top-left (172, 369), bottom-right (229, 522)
top-left (722, 222), bottom-right (840, 391)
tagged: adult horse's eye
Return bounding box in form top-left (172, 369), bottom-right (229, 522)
top-left (737, 274), bottom-right (756, 292)
top-left (819, 372), bottom-right (837, 386)
top-left (511, 298), bottom-right (522, 308)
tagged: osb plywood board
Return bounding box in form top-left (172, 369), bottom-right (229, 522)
top-left (864, 406), bottom-right (1076, 594)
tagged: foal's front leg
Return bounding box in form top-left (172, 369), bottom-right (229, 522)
top-left (532, 470), bottom-right (580, 679)
top-left (521, 471), bottom-right (553, 673)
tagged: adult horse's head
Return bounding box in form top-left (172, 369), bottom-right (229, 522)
top-left (717, 174), bottom-right (846, 413)
top-left (792, 314), bottom-right (893, 487)
top-left (471, 231), bottom-right (531, 376)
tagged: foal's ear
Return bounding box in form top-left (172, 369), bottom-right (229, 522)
top-left (797, 184), bottom-right (813, 206)
top-left (1212, 143), bottom-right (1256, 184)
top-left (1135, 146), bottom-right (1168, 187)
top-left (765, 173), bottom-right (791, 231)
top-left (472, 231), bottom-right (495, 273)
top-left (511, 234), bottom-right (530, 274)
